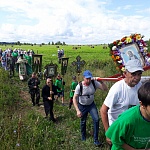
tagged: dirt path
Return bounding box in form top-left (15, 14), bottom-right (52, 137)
top-left (19, 90), bottom-right (46, 117)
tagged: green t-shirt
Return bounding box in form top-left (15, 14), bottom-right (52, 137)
top-left (69, 81), bottom-right (78, 98)
top-left (106, 105), bottom-right (150, 150)
top-left (55, 79), bottom-right (64, 92)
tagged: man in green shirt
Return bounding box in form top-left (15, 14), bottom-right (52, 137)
top-left (106, 81), bottom-right (150, 150)
top-left (55, 74), bottom-right (65, 105)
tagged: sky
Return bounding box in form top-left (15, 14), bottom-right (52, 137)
top-left (1, 0), bottom-right (150, 45)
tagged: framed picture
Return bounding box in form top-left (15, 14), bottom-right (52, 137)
top-left (110, 33), bottom-right (150, 73)
top-left (32, 54), bottom-right (43, 72)
top-left (120, 43), bottom-right (145, 66)
top-left (47, 66), bottom-right (55, 76)
top-left (61, 57), bottom-right (69, 75)
top-left (44, 61), bottom-right (58, 78)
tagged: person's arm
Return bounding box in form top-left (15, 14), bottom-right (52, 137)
top-left (100, 104), bottom-right (111, 145)
top-left (100, 104), bottom-right (109, 132)
top-left (99, 80), bottom-right (108, 91)
top-left (28, 79), bottom-right (34, 89)
top-left (73, 94), bottom-right (82, 118)
top-left (42, 86), bottom-right (49, 100)
top-left (93, 78), bottom-right (108, 91)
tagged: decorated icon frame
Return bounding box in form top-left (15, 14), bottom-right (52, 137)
top-left (120, 43), bottom-right (145, 66)
top-left (109, 33), bottom-right (150, 72)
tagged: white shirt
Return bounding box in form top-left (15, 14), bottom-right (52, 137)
top-left (104, 79), bottom-right (142, 126)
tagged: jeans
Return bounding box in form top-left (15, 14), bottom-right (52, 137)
top-left (78, 102), bottom-right (100, 141)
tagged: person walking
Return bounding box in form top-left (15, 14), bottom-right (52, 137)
top-left (106, 81), bottom-right (150, 150)
top-left (28, 72), bottom-right (40, 106)
top-left (55, 74), bottom-right (65, 105)
top-left (69, 75), bottom-right (78, 109)
top-left (42, 78), bottom-right (57, 122)
top-left (100, 59), bottom-right (144, 146)
top-left (73, 70), bottom-right (108, 146)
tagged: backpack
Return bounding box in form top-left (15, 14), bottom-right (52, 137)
top-left (79, 80), bottom-right (96, 96)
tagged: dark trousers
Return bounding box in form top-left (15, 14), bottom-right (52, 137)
top-left (30, 90), bottom-right (40, 105)
top-left (44, 100), bottom-right (55, 121)
top-left (69, 97), bottom-right (73, 109)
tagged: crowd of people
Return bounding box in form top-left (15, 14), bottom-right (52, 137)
top-left (27, 59), bottom-right (150, 149)
top-left (1, 47), bottom-right (150, 149)
top-left (57, 48), bottom-right (64, 63)
top-left (0, 48), bottom-right (34, 80)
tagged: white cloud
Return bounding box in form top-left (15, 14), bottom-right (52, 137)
top-left (0, 0), bottom-right (150, 44)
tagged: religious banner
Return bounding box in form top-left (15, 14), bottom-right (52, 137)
top-left (32, 54), bottom-right (43, 73)
top-left (61, 57), bottom-right (69, 75)
top-left (72, 55), bottom-right (86, 74)
top-left (109, 33), bottom-right (150, 73)
top-left (44, 61), bottom-right (58, 78)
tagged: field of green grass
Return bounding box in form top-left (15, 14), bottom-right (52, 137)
top-left (0, 44), bottom-right (149, 150)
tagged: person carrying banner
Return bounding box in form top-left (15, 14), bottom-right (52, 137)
top-left (73, 70), bottom-right (108, 146)
top-left (100, 59), bottom-right (144, 146)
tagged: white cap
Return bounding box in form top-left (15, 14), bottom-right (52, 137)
top-left (125, 59), bottom-right (144, 73)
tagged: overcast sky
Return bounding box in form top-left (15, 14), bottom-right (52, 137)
top-left (1, 0), bottom-right (150, 44)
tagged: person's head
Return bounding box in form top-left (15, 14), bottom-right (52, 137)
top-left (83, 70), bottom-right (93, 85)
top-left (57, 73), bottom-right (61, 79)
top-left (72, 75), bottom-right (76, 81)
top-left (127, 50), bottom-right (133, 57)
top-left (124, 59), bottom-right (143, 87)
top-left (138, 81), bottom-right (150, 120)
top-left (20, 54), bottom-right (24, 58)
top-left (32, 72), bottom-right (37, 78)
top-left (46, 78), bottom-right (53, 86)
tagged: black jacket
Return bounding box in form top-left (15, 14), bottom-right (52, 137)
top-left (28, 77), bottom-right (40, 91)
top-left (42, 84), bottom-right (57, 102)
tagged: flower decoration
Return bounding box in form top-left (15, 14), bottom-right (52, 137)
top-left (109, 33), bottom-right (150, 73)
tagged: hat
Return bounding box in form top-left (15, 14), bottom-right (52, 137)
top-left (83, 70), bottom-right (93, 78)
top-left (125, 59), bottom-right (144, 73)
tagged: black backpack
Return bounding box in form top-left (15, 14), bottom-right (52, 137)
top-left (79, 80), bottom-right (96, 96)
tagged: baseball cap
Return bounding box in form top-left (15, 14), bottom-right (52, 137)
top-left (125, 59), bottom-right (144, 73)
top-left (83, 70), bottom-right (93, 78)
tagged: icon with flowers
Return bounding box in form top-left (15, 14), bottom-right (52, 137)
top-left (109, 33), bottom-right (150, 73)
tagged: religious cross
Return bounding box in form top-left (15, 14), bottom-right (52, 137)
top-left (72, 55), bottom-right (86, 74)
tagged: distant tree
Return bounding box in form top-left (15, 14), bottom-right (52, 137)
top-left (52, 41), bottom-right (54, 45)
top-left (62, 42), bottom-right (66, 45)
top-left (55, 41), bottom-right (62, 45)
top-left (17, 41), bottom-right (21, 45)
top-left (41, 43), bottom-right (45, 45)
top-left (48, 42), bottom-right (50, 45)
top-left (34, 43), bottom-right (36, 45)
